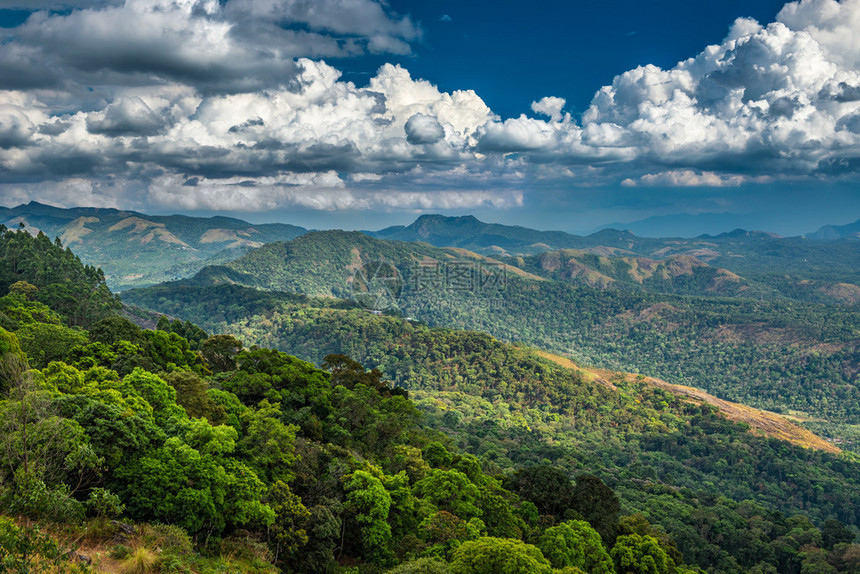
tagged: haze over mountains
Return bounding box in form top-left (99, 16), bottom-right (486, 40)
top-left (4, 202), bottom-right (858, 295)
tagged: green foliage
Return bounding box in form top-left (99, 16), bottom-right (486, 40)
top-left (0, 228), bottom-right (119, 327)
top-left (571, 474), bottom-right (621, 544)
top-left (8, 280), bottom-right (38, 299)
top-left (86, 487), bottom-right (125, 518)
top-left (15, 322), bottom-right (88, 369)
top-left (449, 537), bottom-right (552, 574)
top-left (157, 317), bottom-right (209, 351)
top-left (201, 334), bottom-right (242, 373)
top-left (123, 368), bottom-right (184, 425)
top-left (0, 517), bottom-right (88, 573)
top-left (123, 277), bottom-right (860, 573)
top-left (5, 228), bottom-right (860, 574)
top-left (423, 442), bottom-right (453, 469)
top-left (115, 434), bottom-right (273, 536)
top-left (611, 534), bottom-right (674, 574)
top-left (0, 327), bottom-right (27, 394)
top-left (508, 465), bottom-right (575, 519)
top-left (388, 556), bottom-right (453, 573)
top-left (413, 469), bottom-right (483, 521)
top-left (267, 480), bottom-right (310, 554)
top-left (538, 520), bottom-right (614, 573)
top-left (163, 371), bottom-right (225, 423)
top-left (344, 469), bottom-right (394, 564)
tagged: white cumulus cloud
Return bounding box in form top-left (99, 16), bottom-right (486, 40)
top-left (3, 0), bottom-right (860, 213)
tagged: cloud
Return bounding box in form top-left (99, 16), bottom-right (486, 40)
top-left (475, 1), bottom-right (860, 181)
top-left (1, 0), bottom-right (420, 92)
top-left (85, 96), bottom-right (168, 136)
top-left (777, 0), bottom-right (860, 69)
top-left (405, 114), bottom-right (445, 144)
top-left (3, 0), bottom-right (860, 214)
top-left (621, 170), bottom-right (753, 187)
top-left (531, 96), bottom-right (566, 122)
top-left (0, 1), bottom-right (118, 7)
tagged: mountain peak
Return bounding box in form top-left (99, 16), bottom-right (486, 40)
top-left (406, 214), bottom-right (486, 239)
top-left (410, 214), bottom-right (481, 226)
top-left (807, 219), bottom-right (860, 240)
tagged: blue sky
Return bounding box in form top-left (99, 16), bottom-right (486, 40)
top-left (0, 0), bottom-right (859, 236)
top-left (348, 1), bottom-right (791, 119)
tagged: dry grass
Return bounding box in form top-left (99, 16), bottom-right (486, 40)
top-left (533, 349), bottom-right (841, 454)
top-left (118, 545), bottom-right (160, 574)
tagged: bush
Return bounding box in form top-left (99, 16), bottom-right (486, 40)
top-left (118, 545), bottom-right (160, 574)
top-left (0, 517), bottom-right (84, 573)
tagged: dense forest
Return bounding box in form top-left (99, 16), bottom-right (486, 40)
top-left (125, 230), bottom-right (860, 451)
top-left (1, 227), bottom-right (859, 573)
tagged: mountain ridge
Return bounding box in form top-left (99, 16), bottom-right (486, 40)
top-left (0, 201), bottom-right (307, 290)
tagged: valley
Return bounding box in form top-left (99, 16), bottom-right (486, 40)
top-left (1, 209), bottom-right (858, 573)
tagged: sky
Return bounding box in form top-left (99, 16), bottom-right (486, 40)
top-left (1, 0), bottom-right (859, 236)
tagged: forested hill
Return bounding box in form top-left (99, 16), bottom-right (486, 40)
top-left (121, 278), bottom-right (860, 573)
top-left (130, 229), bottom-right (860, 451)
top-left (2, 220), bottom-right (860, 573)
top-left (6, 203), bottom-right (860, 301)
top-left (0, 201), bottom-right (307, 291)
top-left (371, 214), bottom-right (860, 301)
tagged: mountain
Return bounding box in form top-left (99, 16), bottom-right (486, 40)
top-left (4, 215), bottom-right (860, 574)
top-left (595, 212), bottom-right (767, 238)
top-left (124, 229), bottom-right (860, 453)
top-left (6, 204), bottom-right (859, 302)
top-left (505, 249), bottom-right (761, 297)
top-left (372, 214), bottom-right (860, 302)
top-left (0, 201), bottom-right (307, 290)
top-left (205, 229), bottom-right (543, 300)
top-left (118, 277), bottom-right (860, 572)
top-left (368, 213), bottom-right (597, 256)
top-left (808, 219), bottom-right (860, 240)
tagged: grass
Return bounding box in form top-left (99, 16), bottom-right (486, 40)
top-left (118, 546), bottom-right (160, 574)
top-left (532, 349), bottom-right (842, 454)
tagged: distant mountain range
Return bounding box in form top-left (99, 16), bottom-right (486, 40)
top-left (807, 219), bottom-right (860, 240)
top-left (369, 215), bottom-right (860, 292)
top-left (3, 203), bottom-right (859, 295)
top-left (0, 202), bottom-right (306, 290)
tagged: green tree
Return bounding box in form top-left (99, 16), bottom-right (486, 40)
top-left (8, 280), bottom-right (38, 299)
top-left (507, 465), bottom-right (575, 518)
top-left (239, 399), bottom-right (298, 484)
top-left (201, 334), bottom-right (244, 373)
top-left (163, 370), bottom-right (225, 423)
top-left (571, 474), bottom-right (621, 544)
top-left (343, 469), bottom-right (393, 564)
top-left (268, 480), bottom-right (311, 555)
top-left (16, 322), bottom-right (88, 368)
top-left (123, 368), bottom-right (184, 425)
top-left (449, 537), bottom-right (552, 574)
top-left (413, 469), bottom-right (482, 521)
top-left (0, 517), bottom-right (84, 573)
top-left (0, 327), bottom-right (28, 394)
top-left (611, 534), bottom-right (673, 574)
top-left (538, 519), bottom-right (614, 573)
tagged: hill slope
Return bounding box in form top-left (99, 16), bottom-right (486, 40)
top-left (124, 229), bottom-right (860, 453)
top-left (0, 202), bottom-right (306, 290)
top-left (373, 215), bottom-right (860, 302)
